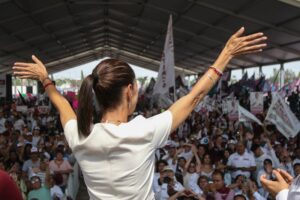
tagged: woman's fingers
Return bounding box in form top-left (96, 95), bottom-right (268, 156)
top-left (238, 43), bottom-right (267, 54)
top-left (232, 27), bottom-right (245, 38)
top-left (13, 71), bottom-right (35, 76)
top-left (241, 32), bottom-right (264, 42)
top-left (272, 169), bottom-right (285, 183)
top-left (17, 75), bottom-right (37, 80)
top-left (260, 174), bottom-right (274, 187)
top-left (32, 55), bottom-right (44, 67)
top-left (278, 169), bottom-right (293, 183)
top-left (14, 62), bottom-right (32, 67)
top-left (235, 49), bottom-right (263, 56)
top-left (245, 36), bottom-right (268, 46)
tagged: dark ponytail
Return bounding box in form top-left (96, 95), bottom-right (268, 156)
top-left (77, 59), bottom-right (135, 137)
top-left (77, 75), bottom-right (94, 137)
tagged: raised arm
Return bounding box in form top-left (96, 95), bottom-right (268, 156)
top-left (168, 27), bottom-right (266, 132)
top-left (13, 55), bottom-right (76, 127)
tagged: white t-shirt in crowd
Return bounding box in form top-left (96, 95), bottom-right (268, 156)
top-left (51, 185), bottom-right (64, 200)
top-left (0, 117), bottom-right (6, 133)
top-left (63, 111), bottom-right (173, 200)
top-left (227, 151), bottom-right (256, 179)
top-left (14, 118), bottom-right (25, 131)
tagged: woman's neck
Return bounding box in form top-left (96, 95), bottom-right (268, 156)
top-left (101, 106), bottom-right (129, 124)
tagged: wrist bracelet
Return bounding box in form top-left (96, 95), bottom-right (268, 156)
top-left (209, 66), bottom-right (223, 77)
top-left (44, 82), bottom-right (53, 90)
top-left (41, 77), bottom-right (51, 84)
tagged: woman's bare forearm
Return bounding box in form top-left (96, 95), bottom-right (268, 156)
top-left (169, 51), bottom-right (231, 132)
top-left (43, 79), bottom-right (76, 127)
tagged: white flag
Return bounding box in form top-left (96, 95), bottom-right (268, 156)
top-left (153, 15), bottom-right (175, 99)
top-left (238, 105), bottom-right (262, 125)
top-left (265, 93), bottom-right (300, 138)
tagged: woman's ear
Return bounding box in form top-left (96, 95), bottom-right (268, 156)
top-left (126, 84), bottom-right (133, 99)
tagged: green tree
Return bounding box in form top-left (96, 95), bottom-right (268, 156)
top-left (268, 68), bottom-right (297, 83)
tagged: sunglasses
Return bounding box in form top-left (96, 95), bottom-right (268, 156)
top-left (31, 178), bottom-right (40, 184)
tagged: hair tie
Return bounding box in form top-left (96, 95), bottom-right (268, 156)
top-left (91, 73), bottom-right (99, 83)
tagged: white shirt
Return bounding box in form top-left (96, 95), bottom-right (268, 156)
top-left (254, 153), bottom-right (272, 176)
top-left (64, 111), bottom-right (173, 200)
top-left (276, 175), bottom-right (300, 200)
top-left (179, 150), bottom-right (193, 161)
top-left (227, 151), bottom-right (256, 178)
top-left (0, 117), bottom-right (6, 133)
top-left (14, 118), bottom-right (25, 131)
top-left (51, 185), bottom-right (64, 200)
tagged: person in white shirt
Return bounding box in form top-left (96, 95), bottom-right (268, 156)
top-left (154, 166), bottom-right (184, 200)
top-left (227, 142), bottom-right (256, 179)
top-left (13, 114), bottom-right (25, 131)
top-left (12, 28), bottom-right (266, 200)
top-left (0, 111), bottom-right (7, 134)
top-left (251, 144), bottom-right (273, 177)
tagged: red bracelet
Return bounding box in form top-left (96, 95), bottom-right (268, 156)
top-left (209, 66), bottom-right (223, 77)
top-left (44, 82), bottom-right (53, 90)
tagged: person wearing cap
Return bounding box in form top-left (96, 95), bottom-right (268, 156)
top-left (22, 146), bottom-right (40, 180)
top-left (32, 127), bottom-right (41, 147)
top-left (154, 166), bottom-right (184, 200)
top-left (29, 156), bottom-right (51, 186)
top-left (49, 149), bottom-right (73, 192)
top-left (13, 113), bottom-right (25, 131)
top-left (25, 131), bottom-right (33, 145)
top-left (179, 143), bottom-right (193, 161)
top-left (27, 175), bottom-right (51, 200)
top-left (162, 143), bottom-right (178, 172)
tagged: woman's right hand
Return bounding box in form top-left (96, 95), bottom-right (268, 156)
top-left (13, 55), bottom-right (49, 83)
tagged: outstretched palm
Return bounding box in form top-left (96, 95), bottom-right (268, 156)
top-left (13, 55), bottom-right (48, 82)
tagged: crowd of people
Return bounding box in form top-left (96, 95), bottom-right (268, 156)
top-left (0, 99), bottom-right (74, 200)
top-left (0, 82), bottom-right (299, 200)
top-left (144, 90), bottom-right (300, 200)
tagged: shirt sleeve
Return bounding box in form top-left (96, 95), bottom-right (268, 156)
top-left (253, 191), bottom-right (267, 200)
top-left (227, 156), bottom-right (233, 166)
top-left (276, 189), bottom-right (289, 200)
top-left (63, 119), bottom-right (78, 149)
top-left (147, 111), bottom-right (173, 149)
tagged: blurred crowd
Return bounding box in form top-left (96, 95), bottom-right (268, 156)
top-left (1, 86), bottom-right (300, 200)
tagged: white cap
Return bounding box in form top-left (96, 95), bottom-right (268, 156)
top-left (17, 142), bottom-right (24, 147)
top-left (30, 147), bottom-right (38, 153)
top-left (228, 139), bottom-right (237, 144)
top-left (57, 141), bottom-right (65, 146)
top-left (26, 132), bottom-right (32, 136)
